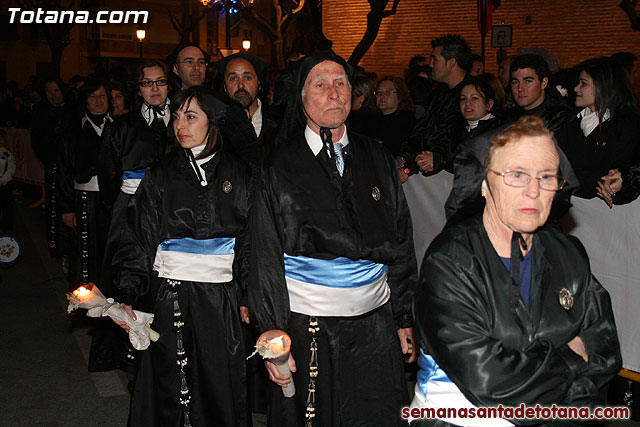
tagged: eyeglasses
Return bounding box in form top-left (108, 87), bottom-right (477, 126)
top-left (375, 90), bottom-right (398, 97)
top-left (139, 79), bottom-right (169, 87)
top-left (487, 169), bottom-right (567, 191)
top-left (177, 58), bottom-right (208, 68)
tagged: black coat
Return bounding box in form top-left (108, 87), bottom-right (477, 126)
top-left (399, 78), bottom-right (470, 174)
top-left (247, 130), bottom-right (417, 332)
top-left (30, 100), bottom-right (77, 166)
top-left (557, 108), bottom-right (640, 199)
top-left (56, 115), bottom-right (112, 214)
top-left (414, 215), bottom-right (622, 409)
top-left (218, 103), bottom-right (280, 167)
top-left (115, 148), bottom-right (252, 310)
top-left (370, 109), bottom-right (417, 158)
top-left (503, 95), bottom-right (572, 134)
top-left (98, 110), bottom-right (173, 208)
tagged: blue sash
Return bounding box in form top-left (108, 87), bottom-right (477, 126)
top-left (417, 349), bottom-right (452, 396)
top-left (159, 237), bottom-right (235, 255)
top-left (284, 254), bottom-right (387, 288)
top-left (122, 168), bottom-right (148, 180)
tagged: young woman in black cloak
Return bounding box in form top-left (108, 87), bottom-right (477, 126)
top-left (113, 86), bottom-right (252, 427)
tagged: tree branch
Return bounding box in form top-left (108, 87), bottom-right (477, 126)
top-left (619, 0), bottom-right (640, 30)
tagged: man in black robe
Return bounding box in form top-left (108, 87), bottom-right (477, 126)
top-left (31, 78), bottom-right (76, 256)
top-left (248, 51), bottom-right (417, 427)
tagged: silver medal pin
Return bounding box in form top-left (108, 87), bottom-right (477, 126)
top-left (558, 288), bottom-right (574, 310)
top-left (222, 181), bottom-right (232, 193)
top-left (372, 186), bottom-right (381, 201)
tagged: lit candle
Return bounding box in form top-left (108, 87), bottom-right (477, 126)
top-left (66, 282), bottom-right (159, 350)
top-left (253, 330), bottom-right (295, 398)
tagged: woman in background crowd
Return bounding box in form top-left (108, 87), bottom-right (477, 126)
top-left (456, 75), bottom-right (501, 140)
top-left (109, 80), bottom-right (130, 117)
top-left (373, 75), bottom-right (416, 157)
top-left (348, 71), bottom-right (378, 137)
top-left (558, 57), bottom-right (640, 203)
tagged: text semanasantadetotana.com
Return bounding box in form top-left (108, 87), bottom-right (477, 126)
top-left (402, 404), bottom-right (630, 421)
top-left (8, 7), bottom-right (148, 24)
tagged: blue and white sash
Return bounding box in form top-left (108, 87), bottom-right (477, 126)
top-left (153, 237), bottom-right (235, 283)
top-left (284, 254), bottom-right (390, 317)
top-left (408, 349), bottom-right (513, 426)
top-left (121, 168), bottom-right (148, 195)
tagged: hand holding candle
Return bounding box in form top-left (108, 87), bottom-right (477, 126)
top-left (249, 330), bottom-right (296, 397)
top-left (66, 283), bottom-right (160, 350)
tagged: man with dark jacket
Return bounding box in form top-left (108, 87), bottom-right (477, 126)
top-left (398, 34), bottom-right (471, 176)
top-left (215, 52), bottom-right (280, 165)
top-left (503, 54), bottom-right (571, 133)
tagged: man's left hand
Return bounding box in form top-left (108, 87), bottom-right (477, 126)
top-left (397, 327), bottom-right (417, 363)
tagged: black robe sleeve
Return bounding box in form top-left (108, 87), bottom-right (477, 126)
top-left (115, 169), bottom-right (163, 306)
top-left (387, 152), bottom-right (417, 329)
top-left (56, 132), bottom-right (76, 215)
top-left (247, 168), bottom-right (289, 332)
top-left (97, 122), bottom-right (124, 209)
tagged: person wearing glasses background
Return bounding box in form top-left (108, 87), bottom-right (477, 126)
top-left (410, 116), bottom-right (621, 426)
top-left (371, 76), bottom-right (416, 160)
top-left (90, 60), bottom-right (175, 375)
top-left (167, 43), bottom-right (210, 89)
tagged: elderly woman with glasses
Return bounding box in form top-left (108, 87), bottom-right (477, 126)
top-left (410, 116), bottom-right (621, 426)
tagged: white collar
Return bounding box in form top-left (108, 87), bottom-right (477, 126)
top-left (466, 113), bottom-right (495, 131)
top-left (141, 98), bottom-right (170, 126)
top-left (304, 125), bottom-right (349, 156)
top-left (82, 113), bottom-right (112, 136)
top-left (577, 107), bottom-right (609, 137)
top-left (250, 98), bottom-right (263, 136)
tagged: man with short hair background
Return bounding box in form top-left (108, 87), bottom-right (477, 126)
top-left (216, 53), bottom-right (279, 163)
top-left (399, 34), bottom-right (471, 177)
top-left (167, 43), bottom-right (210, 89)
top-left (504, 54), bottom-right (571, 133)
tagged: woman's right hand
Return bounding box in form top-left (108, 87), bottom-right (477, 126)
top-left (597, 169), bottom-right (623, 207)
top-left (114, 303), bottom-right (137, 333)
top-left (264, 353), bottom-right (297, 387)
top-left (61, 213), bottom-right (77, 228)
top-left (567, 336), bottom-right (589, 362)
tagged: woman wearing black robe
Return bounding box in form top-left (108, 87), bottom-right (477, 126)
top-left (90, 61), bottom-right (174, 373)
top-left (114, 87), bottom-right (251, 427)
top-left (57, 80), bottom-right (113, 288)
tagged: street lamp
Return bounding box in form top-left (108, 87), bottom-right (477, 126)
top-left (242, 30), bottom-right (251, 51)
top-left (136, 25), bottom-right (146, 59)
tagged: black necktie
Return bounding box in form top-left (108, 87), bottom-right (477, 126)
top-left (151, 106), bottom-right (166, 129)
top-left (320, 127), bottom-right (343, 176)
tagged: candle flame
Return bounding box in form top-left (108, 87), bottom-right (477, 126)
top-left (73, 286), bottom-right (91, 298)
top-left (270, 335), bottom-right (285, 351)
